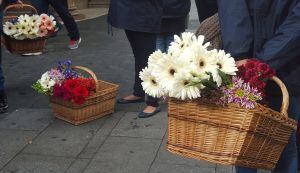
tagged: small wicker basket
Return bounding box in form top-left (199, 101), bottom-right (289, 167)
top-left (167, 77), bottom-right (297, 170)
top-left (49, 66), bottom-right (119, 125)
top-left (2, 4), bottom-right (47, 55)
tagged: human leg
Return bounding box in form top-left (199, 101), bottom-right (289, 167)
top-left (49, 0), bottom-right (80, 47)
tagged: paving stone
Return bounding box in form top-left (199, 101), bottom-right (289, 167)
top-left (149, 163), bottom-right (216, 173)
top-left (84, 136), bottom-right (161, 173)
top-left (111, 111), bottom-right (167, 139)
top-left (78, 112), bottom-right (125, 159)
top-left (216, 164), bottom-right (234, 173)
top-left (65, 158), bottom-right (90, 173)
top-left (0, 154), bottom-right (74, 173)
top-left (0, 130), bottom-right (37, 170)
top-left (23, 117), bottom-right (108, 157)
top-left (154, 137), bottom-right (216, 168)
top-left (0, 109), bottom-right (53, 132)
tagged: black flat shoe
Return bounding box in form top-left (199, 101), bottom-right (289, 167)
top-left (138, 107), bottom-right (160, 118)
top-left (117, 97), bottom-right (145, 104)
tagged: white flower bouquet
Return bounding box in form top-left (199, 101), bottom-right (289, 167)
top-left (140, 32), bottom-right (239, 101)
top-left (3, 13), bottom-right (57, 40)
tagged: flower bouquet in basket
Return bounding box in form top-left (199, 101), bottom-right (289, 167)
top-left (33, 60), bottom-right (119, 125)
top-left (140, 32), bottom-right (297, 170)
top-left (2, 4), bottom-right (57, 54)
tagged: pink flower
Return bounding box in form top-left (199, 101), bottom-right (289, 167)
top-left (45, 19), bottom-right (54, 31)
top-left (40, 14), bottom-right (50, 22)
top-left (38, 26), bottom-right (48, 37)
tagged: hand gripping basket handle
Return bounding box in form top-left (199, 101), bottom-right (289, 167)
top-left (4, 4), bottom-right (38, 16)
top-left (271, 76), bottom-right (289, 118)
top-left (72, 66), bottom-right (99, 92)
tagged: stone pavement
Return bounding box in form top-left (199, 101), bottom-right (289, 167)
top-left (0, 12), bottom-right (272, 173)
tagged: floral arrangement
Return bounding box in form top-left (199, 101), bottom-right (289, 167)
top-left (140, 32), bottom-right (275, 109)
top-left (238, 59), bottom-right (275, 97)
top-left (33, 60), bottom-right (96, 104)
top-left (3, 14), bottom-right (57, 40)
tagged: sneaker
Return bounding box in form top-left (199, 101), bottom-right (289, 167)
top-left (68, 38), bottom-right (81, 50)
top-left (0, 91), bottom-right (8, 113)
top-left (22, 52), bottom-right (43, 56)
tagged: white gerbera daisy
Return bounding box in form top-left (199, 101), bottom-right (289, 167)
top-left (189, 35), bottom-right (211, 53)
top-left (29, 24), bottom-right (39, 34)
top-left (153, 54), bottom-right (185, 92)
top-left (18, 14), bottom-right (31, 25)
top-left (3, 22), bottom-right (17, 36)
top-left (148, 50), bottom-right (164, 68)
top-left (210, 69), bottom-right (222, 87)
top-left (14, 32), bottom-right (26, 40)
top-left (190, 47), bottom-right (218, 76)
top-left (215, 50), bottom-right (238, 75)
top-left (29, 15), bottom-right (42, 26)
top-left (139, 67), bottom-right (165, 98)
top-left (170, 72), bottom-right (201, 100)
top-left (168, 32), bottom-right (196, 57)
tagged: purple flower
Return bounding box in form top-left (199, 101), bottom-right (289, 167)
top-left (220, 77), bottom-right (262, 109)
top-left (57, 60), bottom-right (78, 79)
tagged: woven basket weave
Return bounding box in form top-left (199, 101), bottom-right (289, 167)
top-left (49, 66), bottom-right (119, 125)
top-left (167, 76), bottom-right (297, 170)
top-left (2, 4), bottom-right (47, 54)
top-left (167, 14), bottom-right (297, 170)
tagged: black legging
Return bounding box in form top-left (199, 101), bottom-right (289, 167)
top-left (125, 30), bottom-right (159, 107)
top-left (195, 0), bottom-right (218, 22)
top-left (31, 0), bottom-right (80, 40)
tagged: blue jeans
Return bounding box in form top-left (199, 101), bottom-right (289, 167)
top-left (31, 0), bottom-right (80, 40)
top-left (156, 33), bottom-right (176, 52)
top-left (236, 96), bottom-right (300, 173)
top-left (0, 10), bottom-right (5, 91)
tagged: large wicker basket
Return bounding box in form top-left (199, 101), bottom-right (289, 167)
top-left (2, 4), bottom-right (47, 55)
top-left (49, 66), bottom-right (119, 125)
top-left (167, 76), bottom-right (297, 170)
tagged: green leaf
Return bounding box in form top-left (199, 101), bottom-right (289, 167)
top-left (218, 69), bottom-right (232, 86)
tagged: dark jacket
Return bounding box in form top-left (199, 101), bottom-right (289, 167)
top-left (218, 0), bottom-right (300, 96)
top-left (107, 0), bottom-right (163, 33)
top-left (160, 0), bottom-right (191, 33)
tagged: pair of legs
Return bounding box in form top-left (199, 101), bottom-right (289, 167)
top-left (236, 96), bottom-right (300, 173)
top-left (120, 30), bottom-right (159, 116)
top-left (31, 0), bottom-right (81, 48)
top-left (156, 33), bottom-right (177, 53)
top-left (0, 11), bottom-right (9, 113)
top-left (194, 0), bottom-right (218, 22)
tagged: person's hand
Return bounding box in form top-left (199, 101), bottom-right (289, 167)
top-left (236, 59), bottom-right (249, 67)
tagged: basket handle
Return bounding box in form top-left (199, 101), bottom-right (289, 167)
top-left (3, 4), bottom-right (38, 16)
top-left (270, 76), bottom-right (289, 118)
top-left (72, 66), bottom-right (99, 92)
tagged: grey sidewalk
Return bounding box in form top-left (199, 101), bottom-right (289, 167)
top-left (0, 15), bottom-right (271, 173)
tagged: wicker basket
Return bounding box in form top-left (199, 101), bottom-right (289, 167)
top-left (49, 66), bottom-right (119, 125)
top-left (167, 76), bottom-right (297, 170)
top-left (2, 4), bottom-right (47, 54)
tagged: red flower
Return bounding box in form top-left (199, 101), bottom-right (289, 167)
top-left (244, 69), bottom-right (257, 81)
top-left (237, 58), bottom-right (275, 98)
top-left (52, 78), bottom-right (96, 104)
top-left (245, 61), bottom-right (257, 69)
top-left (64, 79), bottom-right (78, 91)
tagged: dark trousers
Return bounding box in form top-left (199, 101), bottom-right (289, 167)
top-left (125, 30), bottom-right (159, 107)
top-left (195, 0), bottom-right (218, 22)
top-left (31, 0), bottom-right (80, 40)
top-left (0, 11), bottom-right (5, 91)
